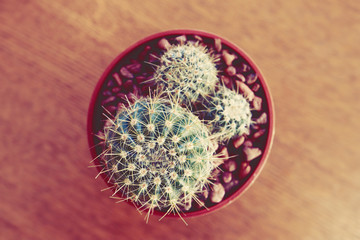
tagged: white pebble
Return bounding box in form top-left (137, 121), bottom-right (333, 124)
top-left (158, 38), bottom-right (171, 50)
top-left (210, 183), bottom-right (225, 203)
top-left (256, 112), bottom-right (267, 125)
top-left (222, 50), bottom-right (237, 66)
top-left (175, 35), bottom-right (186, 44)
top-left (235, 80), bottom-right (255, 101)
top-left (252, 96), bottom-right (262, 111)
top-left (233, 136), bottom-right (245, 148)
top-left (226, 66), bottom-right (236, 76)
top-left (235, 73), bottom-right (246, 82)
top-left (215, 38), bottom-right (222, 52)
top-left (244, 147), bottom-right (262, 161)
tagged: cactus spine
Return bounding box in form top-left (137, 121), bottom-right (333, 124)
top-left (98, 96), bottom-right (217, 222)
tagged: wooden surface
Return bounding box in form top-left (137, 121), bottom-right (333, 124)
top-left (1, 0), bottom-right (360, 239)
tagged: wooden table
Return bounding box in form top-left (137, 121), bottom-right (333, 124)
top-left (1, 1), bottom-right (359, 239)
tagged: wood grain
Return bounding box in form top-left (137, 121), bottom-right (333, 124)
top-left (1, 0), bottom-right (360, 239)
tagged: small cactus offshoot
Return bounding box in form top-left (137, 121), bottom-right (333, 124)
top-left (154, 42), bottom-right (218, 106)
top-left (97, 95), bottom-right (218, 222)
top-left (204, 85), bottom-right (252, 142)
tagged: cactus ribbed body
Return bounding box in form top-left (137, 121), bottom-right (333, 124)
top-left (101, 97), bottom-right (217, 218)
top-left (154, 42), bottom-right (218, 105)
top-left (205, 86), bottom-right (252, 142)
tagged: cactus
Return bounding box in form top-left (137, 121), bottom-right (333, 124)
top-left (204, 85), bottom-right (252, 142)
top-left (153, 42), bottom-right (218, 106)
top-left (97, 95), bottom-right (218, 222)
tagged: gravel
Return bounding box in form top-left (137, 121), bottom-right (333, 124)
top-left (94, 33), bottom-right (270, 211)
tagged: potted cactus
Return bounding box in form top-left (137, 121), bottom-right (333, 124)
top-left (88, 30), bottom-right (274, 223)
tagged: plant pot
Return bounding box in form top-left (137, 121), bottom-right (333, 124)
top-left (87, 29), bottom-right (274, 220)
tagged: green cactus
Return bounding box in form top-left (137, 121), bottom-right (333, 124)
top-left (98, 95), bottom-right (218, 222)
top-left (204, 85), bottom-right (252, 142)
top-left (154, 42), bottom-right (218, 106)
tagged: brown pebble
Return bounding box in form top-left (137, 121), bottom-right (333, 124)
top-left (246, 73), bottom-right (257, 85)
top-left (107, 79), bottom-right (115, 87)
top-left (215, 38), bottom-right (222, 52)
top-left (254, 129), bottom-right (266, 138)
top-left (184, 200), bottom-right (192, 211)
top-left (233, 136), bottom-right (245, 148)
top-left (241, 63), bottom-right (251, 72)
top-left (252, 96), bottom-right (262, 111)
top-left (194, 35), bottom-right (203, 42)
top-left (235, 80), bottom-right (255, 101)
top-left (120, 67), bottom-right (134, 79)
top-left (224, 179), bottom-right (239, 193)
top-left (102, 90), bottom-right (112, 96)
top-left (112, 72), bottom-right (122, 86)
top-left (112, 87), bottom-right (121, 93)
top-left (244, 147), bottom-right (262, 161)
top-left (210, 183), bottom-right (225, 203)
top-left (102, 96), bottom-right (116, 105)
top-left (222, 50), bottom-right (237, 66)
top-left (256, 112), bottom-right (267, 125)
top-left (220, 75), bottom-right (232, 88)
top-left (127, 63), bottom-right (141, 74)
top-left (252, 83), bottom-right (260, 92)
top-left (252, 125), bottom-right (260, 130)
top-left (158, 38), bottom-right (171, 50)
top-left (222, 172), bottom-right (232, 183)
top-left (243, 140), bottom-right (253, 148)
top-left (224, 160), bottom-right (237, 172)
top-left (235, 74), bottom-right (246, 82)
top-left (239, 162), bottom-right (251, 178)
top-left (226, 66), bottom-right (236, 76)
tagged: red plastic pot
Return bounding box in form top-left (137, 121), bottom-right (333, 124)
top-left (87, 29), bottom-right (274, 219)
